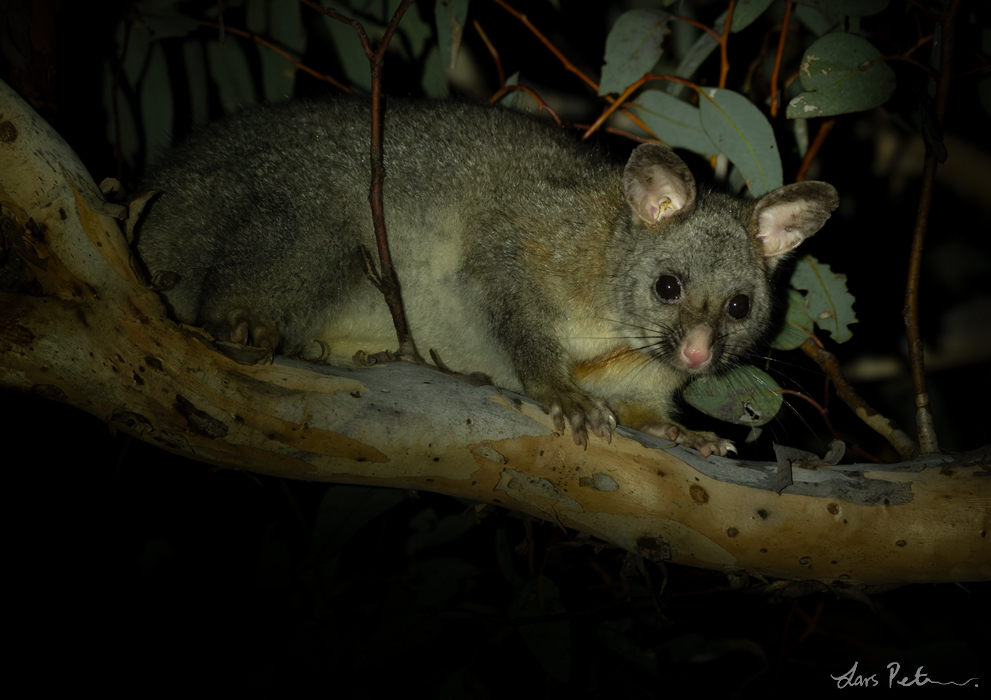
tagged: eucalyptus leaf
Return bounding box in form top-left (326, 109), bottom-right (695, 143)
top-left (245, 0), bottom-right (266, 34)
top-left (698, 87), bottom-right (782, 195)
top-left (321, 4), bottom-right (374, 91)
top-left (509, 578), bottom-right (571, 683)
top-left (599, 9), bottom-right (672, 96)
top-left (499, 72), bottom-right (526, 111)
top-left (421, 45), bottom-right (450, 98)
top-left (732, 0), bottom-right (775, 32)
top-left (141, 3), bottom-right (200, 39)
top-left (264, 0), bottom-right (307, 101)
top-left (979, 76), bottom-right (991, 119)
top-left (685, 366), bottom-right (783, 426)
top-left (792, 0), bottom-right (889, 18)
top-left (436, 0), bottom-right (469, 70)
top-left (789, 255), bottom-right (858, 343)
top-left (792, 4), bottom-right (838, 36)
top-left (182, 41), bottom-right (210, 128)
top-left (630, 90), bottom-right (718, 157)
top-left (207, 39), bottom-right (258, 113)
top-left (665, 10), bottom-right (723, 99)
top-left (119, 20), bottom-right (152, 87)
top-left (786, 33), bottom-right (896, 118)
top-left (397, 0), bottom-right (433, 58)
top-left (771, 289), bottom-right (816, 350)
top-left (405, 507), bottom-right (476, 558)
top-left (103, 64), bottom-right (139, 168)
top-left (307, 484), bottom-right (407, 565)
top-left (141, 41), bottom-right (174, 164)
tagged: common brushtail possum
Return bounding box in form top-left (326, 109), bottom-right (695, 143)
top-left (134, 97), bottom-right (838, 456)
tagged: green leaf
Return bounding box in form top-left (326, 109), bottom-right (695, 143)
top-left (436, 0), bottom-right (469, 70)
top-left (599, 9), bottom-right (671, 96)
top-left (103, 63), bottom-right (139, 168)
top-left (405, 507), bottom-right (476, 558)
top-left (263, 0), bottom-right (307, 102)
top-left (411, 557), bottom-right (480, 609)
top-left (395, 0), bottom-right (432, 58)
top-left (421, 45), bottom-right (450, 98)
top-left (665, 10), bottom-right (724, 99)
top-left (113, 17), bottom-right (173, 167)
top-left (770, 289), bottom-right (816, 350)
top-left (307, 484), bottom-right (407, 565)
top-left (320, 0), bottom-right (431, 91)
top-left (321, 4), bottom-right (373, 91)
top-left (979, 75), bottom-right (991, 119)
top-left (792, 4), bottom-right (839, 37)
top-left (792, 0), bottom-right (889, 18)
top-left (698, 87), bottom-right (782, 195)
top-left (732, 0), bottom-right (775, 32)
top-left (509, 578), bottom-right (571, 683)
top-left (499, 72), bottom-right (530, 112)
top-left (141, 41), bottom-right (174, 164)
top-left (685, 366), bottom-right (783, 426)
top-left (119, 17), bottom-right (151, 87)
top-left (141, 2), bottom-right (199, 39)
top-left (629, 90), bottom-right (719, 158)
top-left (182, 41), bottom-right (210, 128)
top-left (789, 255), bottom-right (858, 343)
top-left (207, 39), bottom-right (258, 113)
top-left (786, 33), bottom-right (896, 119)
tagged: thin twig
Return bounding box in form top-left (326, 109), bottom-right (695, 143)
top-left (769, 1), bottom-right (792, 118)
top-left (489, 0), bottom-right (657, 139)
top-left (800, 339), bottom-right (918, 460)
top-left (795, 118), bottom-right (834, 182)
top-left (718, 0), bottom-right (737, 88)
top-left (199, 20), bottom-right (351, 92)
top-left (903, 0), bottom-right (961, 454)
top-left (473, 19), bottom-right (505, 87)
top-left (490, 0), bottom-right (599, 92)
top-left (582, 73), bottom-right (697, 140)
top-left (299, 0), bottom-right (420, 360)
top-left (671, 15), bottom-right (722, 42)
top-left (486, 85), bottom-right (562, 124)
top-left (776, 389), bottom-right (881, 463)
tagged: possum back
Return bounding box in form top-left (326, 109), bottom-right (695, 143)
top-left (135, 97), bottom-right (621, 363)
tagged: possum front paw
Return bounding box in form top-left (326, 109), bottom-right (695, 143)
top-left (537, 385), bottom-right (617, 449)
top-left (641, 423), bottom-right (736, 458)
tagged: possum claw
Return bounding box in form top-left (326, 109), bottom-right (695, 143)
top-left (542, 386), bottom-right (615, 448)
top-left (641, 423), bottom-right (735, 457)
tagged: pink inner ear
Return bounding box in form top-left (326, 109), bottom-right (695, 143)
top-left (630, 165), bottom-right (689, 224)
top-left (757, 201), bottom-right (812, 257)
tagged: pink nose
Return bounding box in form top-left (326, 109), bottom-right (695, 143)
top-left (682, 346), bottom-right (710, 370)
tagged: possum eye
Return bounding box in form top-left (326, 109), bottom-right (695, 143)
top-left (727, 294), bottom-right (751, 319)
top-left (654, 275), bottom-right (682, 302)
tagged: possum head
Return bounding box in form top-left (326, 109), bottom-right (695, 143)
top-left (611, 143), bottom-right (839, 376)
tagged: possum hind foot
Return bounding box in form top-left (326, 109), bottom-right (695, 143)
top-left (641, 422), bottom-right (737, 458)
top-left (225, 309), bottom-right (280, 352)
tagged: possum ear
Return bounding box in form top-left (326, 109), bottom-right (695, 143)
top-left (622, 144), bottom-right (697, 225)
top-left (752, 181), bottom-right (839, 257)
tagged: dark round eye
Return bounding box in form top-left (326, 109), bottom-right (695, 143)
top-left (727, 294), bottom-right (751, 319)
top-left (654, 275), bottom-right (682, 301)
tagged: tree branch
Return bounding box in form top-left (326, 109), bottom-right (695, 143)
top-left (1, 79), bottom-right (987, 588)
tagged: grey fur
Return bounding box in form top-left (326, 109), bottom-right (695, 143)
top-left (134, 97), bottom-right (838, 452)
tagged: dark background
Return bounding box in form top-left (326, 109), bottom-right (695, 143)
top-left (3, 1), bottom-right (988, 695)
